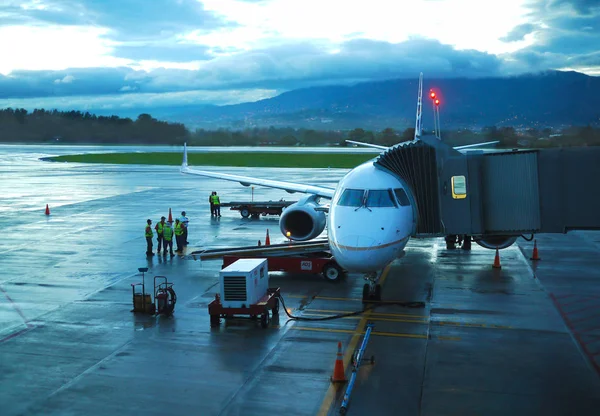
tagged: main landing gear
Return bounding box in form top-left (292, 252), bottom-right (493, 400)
top-left (362, 272), bottom-right (382, 302)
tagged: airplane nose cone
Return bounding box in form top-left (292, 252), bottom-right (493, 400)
top-left (331, 234), bottom-right (388, 273)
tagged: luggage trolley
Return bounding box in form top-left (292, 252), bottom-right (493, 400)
top-left (131, 268), bottom-right (177, 316)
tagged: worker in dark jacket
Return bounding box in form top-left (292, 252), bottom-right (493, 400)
top-left (180, 211), bottom-right (189, 245)
top-left (145, 219), bottom-right (155, 256)
top-left (211, 192), bottom-right (221, 217)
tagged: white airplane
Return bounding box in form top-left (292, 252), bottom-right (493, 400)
top-left (180, 73), bottom-right (498, 301)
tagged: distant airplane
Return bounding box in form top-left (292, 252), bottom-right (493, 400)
top-left (180, 73), bottom-right (499, 302)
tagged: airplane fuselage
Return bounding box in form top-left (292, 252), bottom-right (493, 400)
top-left (327, 161), bottom-right (416, 273)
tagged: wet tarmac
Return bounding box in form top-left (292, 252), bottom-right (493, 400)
top-left (1, 145), bottom-right (600, 415)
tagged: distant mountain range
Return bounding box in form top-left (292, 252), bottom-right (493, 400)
top-left (115, 70), bottom-right (600, 131)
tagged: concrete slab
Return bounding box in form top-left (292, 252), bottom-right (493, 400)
top-left (1, 145), bottom-right (600, 416)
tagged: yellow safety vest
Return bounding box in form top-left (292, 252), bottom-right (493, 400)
top-left (174, 223), bottom-right (183, 236)
top-left (163, 226), bottom-right (173, 241)
top-left (145, 225), bottom-right (153, 238)
top-left (211, 195), bottom-right (220, 204)
top-left (156, 222), bottom-right (164, 235)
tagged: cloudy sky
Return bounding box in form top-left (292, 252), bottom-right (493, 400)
top-left (0, 0), bottom-right (598, 112)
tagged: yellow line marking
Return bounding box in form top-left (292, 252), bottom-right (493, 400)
top-left (292, 326), bottom-right (428, 339)
top-left (435, 321), bottom-right (513, 330)
top-left (308, 309), bottom-right (428, 319)
top-left (316, 264), bottom-right (392, 416)
top-left (300, 313), bottom-right (428, 324)
top-left (310, 296), bottom-right (364, 302)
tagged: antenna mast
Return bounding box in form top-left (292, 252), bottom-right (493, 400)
top-left (429, 89), bottom-right (441, 140)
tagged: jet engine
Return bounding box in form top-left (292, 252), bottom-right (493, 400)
top-left (474, 235), bottom-right (518, 250)
top-left (279, 195), bottom-right (326, 241)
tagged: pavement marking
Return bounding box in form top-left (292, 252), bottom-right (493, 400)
top-left (301, 312), bottom-right (428, 324)
top-left (308, 309), bottom-right (428, 319)
top-left (437, 336), bottom-right (462, 341)
top-left (316, 264), bottom-right (391, 416)
top-left (292, 326), bottom-right (428, 339)
top-left (434, 321), bottom-right (513, 330)
top-left (0, 285), bottom-right (31, 327)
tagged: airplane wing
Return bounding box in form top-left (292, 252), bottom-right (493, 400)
top-left (453, 140), bottom-right (500, 151)
top-left (180, 144), bottom-right (336, 199)
top-left (346, 138), bottom-right (500, 153)
top-left (345, 140), bottom-right (389, 150)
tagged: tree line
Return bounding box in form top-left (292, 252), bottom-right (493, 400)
top-left (1, 107), bottom-right (599, 148)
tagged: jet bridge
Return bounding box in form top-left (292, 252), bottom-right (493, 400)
top-left (376, 138), bottom-right (600, 240)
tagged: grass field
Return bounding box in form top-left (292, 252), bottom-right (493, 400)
top-left (45, 152), bottom-right (377, 168)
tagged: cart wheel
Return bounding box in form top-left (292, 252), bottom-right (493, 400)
top-left (240, 208), bottom-right (250, 218)
top-left (272, 299), bottom-right (280, 316)
top-left (210, 315), bottom-right (221, 327)
top-left (260, 311), bottom-right (270, 328)
top-left (323, 262), bottom-right (343, 282)
top-left (250, 314), bottom-right (258, 320)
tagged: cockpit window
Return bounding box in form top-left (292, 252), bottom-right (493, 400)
top-left (394, 188), bottom-right (410, 206)
top-left (338, 189), bottom-right (365, 207)
top-left (366, 190), bottom-right (396, 207)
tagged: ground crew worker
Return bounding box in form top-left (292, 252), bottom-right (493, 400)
top-left (209, 192), bottom-right (215, 216)
top-left (162, 221), bottom-right (174, 256)
top-left (145, 219), bottom-right (154, 257)
top-left (155, 216), bottom-right (166, 253)
top-left (211, 192), bottom-right (221, 217)
top-left (174, 218), bottom-right (184, 252)
top-left (180, 211), bottom-right (189, 245)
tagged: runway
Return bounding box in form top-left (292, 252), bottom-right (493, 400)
top-left (1, 145), bottom-right (599, 415)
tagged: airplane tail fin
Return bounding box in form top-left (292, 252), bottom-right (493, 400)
top-left (414, 72), bottom-right (423, 140)
top-left (181, 142), bottom-right (188, 170)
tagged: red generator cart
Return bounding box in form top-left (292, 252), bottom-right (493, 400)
top-left (208, 258), bottom-right (281, 328)
top-left (221, 252), bottom-right (346, 282)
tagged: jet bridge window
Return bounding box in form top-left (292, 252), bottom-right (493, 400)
top-left (366, 190), bottom-right (396, 207)
top-left (393, 188), bottom-right (410, 206)
top-left (451, 175), bottom-right (467, 199)
top-left (338, 189), bottom-right (364, 207)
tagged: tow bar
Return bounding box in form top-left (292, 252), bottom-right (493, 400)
top-left (340, 322), bottom-right (375, 415)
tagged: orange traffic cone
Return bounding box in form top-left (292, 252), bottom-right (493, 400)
top-left (168, 208), bottom-right (173, 223)
top-left (492, 247), bottom-right (502, 269)
top-left (331, 341), bottom-right (347, 383)
top-left (530, 240), bottom-right (541, 261)
top-left (45, 204), bottom-right (50, 215)
top-left (265, 229), bottom-right (271, 246)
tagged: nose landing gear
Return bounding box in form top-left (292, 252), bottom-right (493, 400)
top-left (362, 272), bottom-right (382, 302)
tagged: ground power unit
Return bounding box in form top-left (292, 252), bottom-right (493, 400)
top-left (219, 258), bottom-right (269, 308)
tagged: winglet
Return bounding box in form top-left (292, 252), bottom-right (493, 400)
top-left (182, 142), bottom-right (188, 169)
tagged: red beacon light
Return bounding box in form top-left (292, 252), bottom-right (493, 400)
top-left (434, 99), bottom-right (440, 106)
top-left (430, 91), bottom-right (436, 99)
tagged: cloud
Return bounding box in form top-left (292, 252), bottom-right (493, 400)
top-left (547, 0), bottom-right (600, 15)
top-left (112, 42), bottom-right (212, 62)
top-left (507, 1), bottom-right (600, 72)
top-left (54, 74), bottom-right (75, 84)
top-left (0, 88), bottom-right (278, 112)
top-left (0, 1), bottom-right (234, 40)
top-left (0, 37), bottom-right (513, 102)
top-left (500, 23), bottom-right (538, 42)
